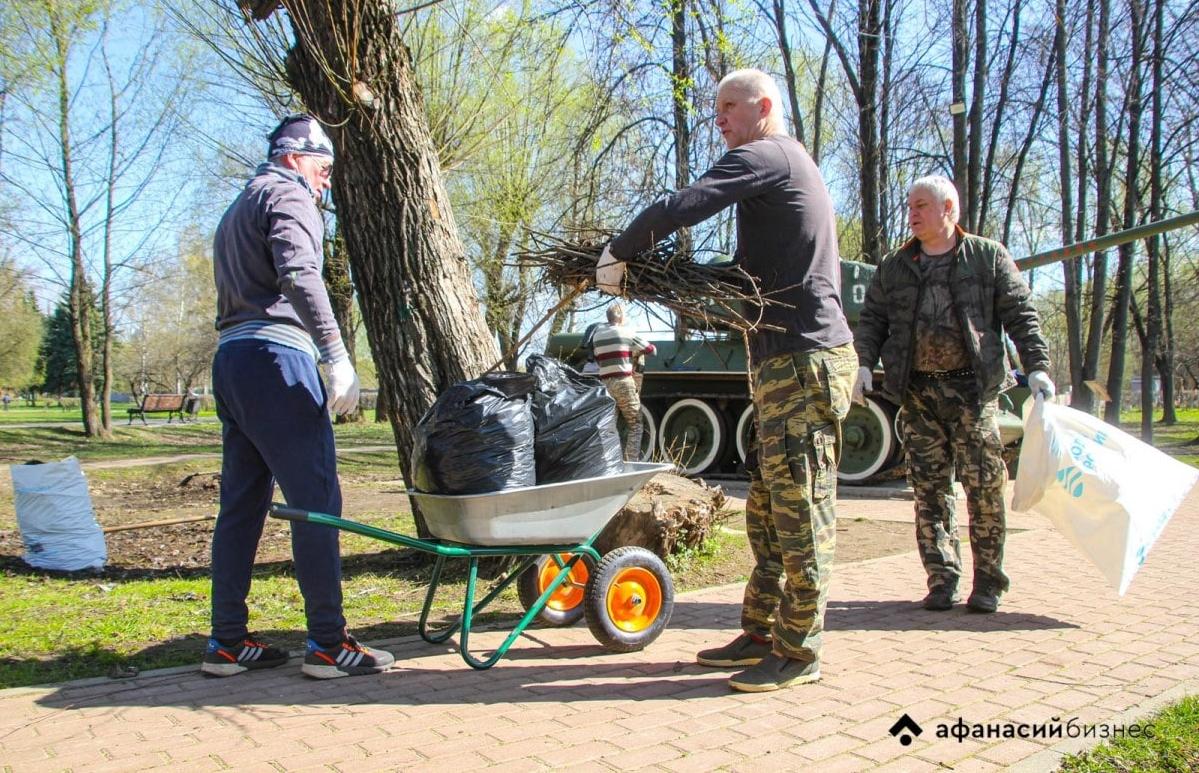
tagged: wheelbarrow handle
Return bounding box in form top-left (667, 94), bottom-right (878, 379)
top-left (269, 504), bottom-right (312, 522)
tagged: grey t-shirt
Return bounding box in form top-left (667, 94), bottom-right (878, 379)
top-left (609, 135), bottom-right (852, 362)
top-left (912, 250), bottom-right (971, 372)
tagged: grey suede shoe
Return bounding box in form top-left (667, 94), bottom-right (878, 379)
top-left (696, 632), bottom-right (773, 667)
top-left (728, 653), bottom-right (821, 693)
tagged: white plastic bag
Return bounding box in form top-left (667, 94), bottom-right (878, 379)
top-left (10, 457), bottom-right (106, 571)
top-left (1012, 395), bottom-right (1198, 595)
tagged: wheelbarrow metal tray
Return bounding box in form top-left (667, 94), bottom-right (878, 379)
top-left (413, 462), bottom-right (672, 546)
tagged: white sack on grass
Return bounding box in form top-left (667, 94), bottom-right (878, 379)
top-left (1012, 395), bottom-right (1198, 595)
top-left (10, 457), bottom-right (106, 571)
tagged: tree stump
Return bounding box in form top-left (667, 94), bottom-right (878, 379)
top-left (594, 473), bottom-right (727, 560)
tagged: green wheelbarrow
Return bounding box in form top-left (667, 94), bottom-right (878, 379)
top-left (268, 462), bottom-right (675, 669)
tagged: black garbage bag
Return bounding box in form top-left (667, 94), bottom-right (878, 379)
top-left (526, 354), bottom-right (624, 484)
top-left (410, 372), bottom-right (537, 494)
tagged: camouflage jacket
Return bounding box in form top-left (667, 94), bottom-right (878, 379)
top-left (853, 228), bottom-right (1051, 404)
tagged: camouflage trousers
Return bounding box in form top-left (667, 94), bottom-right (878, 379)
top-left (603, 375), bottom-right (642, 461)
top-left (900, 375), bottom-right (1010, 595)
top-left (741, 344), bottom-right (856, 663)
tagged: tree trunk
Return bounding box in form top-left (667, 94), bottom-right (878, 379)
top-left (99, 25), bottom-right (120, 437)
top-left (1160, 233), bottom-right (1176, 424)
top-left (1142, 0), bottom-right (1164, 437)
top-left (1065, 0), bottom-right (1094, 411)
top-left (979, 0), bottom-right (1022, 235)
top-left (1104, 0), bottom-right (1145, 424)
top-left (671, 0), bottom-right (693, 256)
top-left (322, 230), bottom-right (361, 423)
top-left (772, 0), bottom-right (805, 143)
top-left (857, 0), bottom-right (882, 262)
top-left (804, 0), bottom-right (876, 258)
top-left (951, 0), bottom-right (968, 222)
top-left (812, 26), bottom-right (833, 164)
top-left (1052, 0), bottom-right (1083, 406)
top-left (375, 380), bottom-right (390, 423)
top-left (282, 0), bottom-right (501, 520)
top-left (1084, 0), bottom-right (1112, 414)
top-left (877, 0), bottom-right (894, 248)
top-left (965, 0), bottom-right (986, 232)
top-left (51, 14), bottom-right (100, 437)
top-left (1001, 45), bottom-right (1054, 247)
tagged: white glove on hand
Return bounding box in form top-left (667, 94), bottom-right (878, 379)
top-left (327, 356), bottom-right (361, 416)
top-left (1027, 370), bottom-right (1055, 400)
top-left (595, 244), bottom-right (625, 295)
top-left (852, 366), bottom-right (873, 406)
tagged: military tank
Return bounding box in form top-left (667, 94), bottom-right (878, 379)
top-left (545, 260), bottom-right (1013, 482)
top-left (544, 212), bottom-right (1199, 482)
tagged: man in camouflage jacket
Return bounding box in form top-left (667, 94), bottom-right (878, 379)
top-left (853, 175), bottom-right (1054, 613)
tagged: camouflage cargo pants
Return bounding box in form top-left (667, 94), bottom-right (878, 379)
top-left (900, 375), bottom-right (1010, 595)
top-left (603, 375), bottom-right (642, 462)
top-left (743, 344), bottom-right (855, 663)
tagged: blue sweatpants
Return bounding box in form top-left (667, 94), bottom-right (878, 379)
top-left (210, 339), bottom-right (346, 644)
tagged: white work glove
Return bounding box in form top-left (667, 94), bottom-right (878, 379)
top-left (851, 366), bottom-right (873, 406)
top-left (595, 244), bottom-right (625, 295)
top-left (1027, 370), bottom-right (1055, 400)
top-left (326, 356), bottom-right (361, 416)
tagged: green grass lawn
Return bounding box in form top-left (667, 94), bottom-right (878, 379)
top-left (0, 414), bottom-right (395, 464)
top-left (1058, 696), bottom-right (1199, 771)
top-left (0, 551), bottom-right (516, 686)
top-left (0, 402), bottom-right (94, 423)
top-left (1119, 407), bottom-right (1199, 469)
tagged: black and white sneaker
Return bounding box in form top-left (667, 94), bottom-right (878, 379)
top-left (301, 635), bottom-right (395, 679)
top-left (200, 637), bottom-right (289, 677)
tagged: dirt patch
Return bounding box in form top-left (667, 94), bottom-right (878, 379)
top-left (0, 467), bottom-right (916, 580)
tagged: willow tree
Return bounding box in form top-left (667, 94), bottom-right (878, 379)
top-left (242, 1), bottom-right (499, 476)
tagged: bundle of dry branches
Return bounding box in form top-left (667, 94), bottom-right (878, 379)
top-left (512, 230), bottom-right (790, 333)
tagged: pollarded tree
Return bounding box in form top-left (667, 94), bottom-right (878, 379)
top-left (233, 1), bottom-right (501, 490)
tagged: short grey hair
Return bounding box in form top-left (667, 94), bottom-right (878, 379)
top-left (717, 69), bottom-right (786, 133)
top-left (606, 302), bottom-right (624, 324)
top-left (909, 175), bottom-right (960, 225)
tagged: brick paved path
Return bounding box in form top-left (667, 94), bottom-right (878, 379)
top-left (3, 489), bottom-right (1198, 772)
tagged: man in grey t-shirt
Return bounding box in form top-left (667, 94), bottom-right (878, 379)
top-left (598, 69), bottom-right (855, 693)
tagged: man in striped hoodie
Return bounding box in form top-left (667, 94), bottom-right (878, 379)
top-left (590, 302), bottom-right (656, 461)
top-left (202, 114), bottom-right (394, 680)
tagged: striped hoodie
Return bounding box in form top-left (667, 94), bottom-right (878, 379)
top-left (591, 323), bottom-right (656, 379)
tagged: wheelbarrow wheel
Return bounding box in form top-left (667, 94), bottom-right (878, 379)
top-left (517, 553), bottom-right (596, 626)
top-left (584, 546), bottom-right (674, 652)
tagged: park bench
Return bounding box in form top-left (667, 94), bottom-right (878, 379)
top-left (127, 393), bottom-right (187, 425)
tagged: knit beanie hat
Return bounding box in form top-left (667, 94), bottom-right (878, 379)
top-left (267, 114), bottom-right (335, 161)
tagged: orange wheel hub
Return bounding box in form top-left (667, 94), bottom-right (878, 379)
top-left (538, 554), bottom-right (588, 612)
top-left (605, 567), bottom-right (662, 632)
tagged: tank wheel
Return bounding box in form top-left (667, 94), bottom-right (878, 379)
top-left (735, 403), bottom-right (755, 462)
top-left (584, 546), bottom-right (674, 652)
top-left (517, 553), bottom-right (596, 626)
top-left (658, 398), bottom-right (726, 474)
top-left (838, 396), bottom-right (899, 483)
